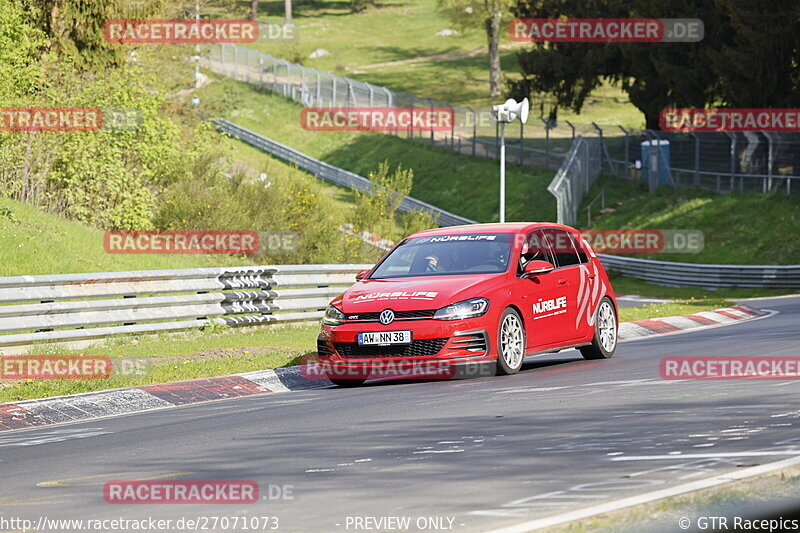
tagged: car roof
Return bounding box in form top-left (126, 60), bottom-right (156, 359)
top-left (407, 222), bottom-right (571, 239)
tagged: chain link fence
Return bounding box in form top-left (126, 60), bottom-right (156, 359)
top-left (205, 43), bottom-right (574, 171)
top-left (547, 137), bottom-right (604, 226)
top-left (204, 43), bottom-right (800, 197)
top-left (606, 130), bottom-right (800, 195)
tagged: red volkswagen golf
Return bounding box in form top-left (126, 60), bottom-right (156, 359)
top-left (317, 223), bottom-right (618, 386)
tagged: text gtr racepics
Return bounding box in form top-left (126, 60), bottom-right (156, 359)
top-left (317, 223), bottom-right (618, 386)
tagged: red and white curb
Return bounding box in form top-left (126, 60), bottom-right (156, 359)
top-left (0, 304), bottom-right (771, 432)
top-left (618, 304), bottom-right (770, 341)
top-left (0, 367), bottom-right (330, 432)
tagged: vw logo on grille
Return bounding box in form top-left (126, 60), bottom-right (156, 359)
top-left (379, 309), bottom-right (395, 325)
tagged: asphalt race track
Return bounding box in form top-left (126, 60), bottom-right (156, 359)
top-left (2, 295), bottom-right (799, 533)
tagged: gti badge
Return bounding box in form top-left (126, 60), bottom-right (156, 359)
top-left (379, 309), bottom-right (395, 325)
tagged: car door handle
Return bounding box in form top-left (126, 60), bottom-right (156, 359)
top-left (557, 279), bottom-right (567, 285)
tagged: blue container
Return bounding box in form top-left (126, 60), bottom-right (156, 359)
top-left (640, 140), bottom-right (671, 185)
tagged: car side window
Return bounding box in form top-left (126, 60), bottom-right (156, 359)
top-left (571, 234), bottom-right (589, 264)
top-left (518, 229), bottom-right (556, 275)
top-left (550, 229), bottom-right (580, 268)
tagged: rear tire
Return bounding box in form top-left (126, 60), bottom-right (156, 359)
top-left (329, 378), bottom-right (367, 387)
top-left (580, 297), bottom-right (617, 360)
top-left (496, 308), bottom-right (526, 375)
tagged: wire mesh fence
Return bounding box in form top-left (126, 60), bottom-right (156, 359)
top-left (204, 43), bottom-right (800, 197)
top-left (547, 137), bottom-right (604, 226)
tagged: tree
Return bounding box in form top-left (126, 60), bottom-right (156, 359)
top-left (438, 0), bottom-right (515, 98)
top-left (250, 0), bottom-right (258, 20)
top-left (285, 0), bottom-right (292, 24)
top-left (0, 0), bottom-right (46, 103)
top-left (708, 0), bottom-right (800, 108)
top-left (509, 0), bottom-right (800, 129)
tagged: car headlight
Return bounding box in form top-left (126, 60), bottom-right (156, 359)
top-left (433, 298), bottom-right (490, 321)
top-left (322, 305), bottom-right (346, 325)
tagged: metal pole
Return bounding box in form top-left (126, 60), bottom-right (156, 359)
top-left (690, 132), bottom-right (700, 187)
top-left (539, 118), bottom-right (550, 168)
top-left (427, 98), bottom-right (434, 144)
top-left (518, 121), bottom-right (524, 165)
top-left (726, 132), bottom-right (736, 192)
top-left (315, 71), bottom-right (321, 104)
top-left (766, 132), bottom-right (774, 193)
top-left (450, 105), bottom-right (455, 148)
top-left (381, 87), bottom-right (392, 107)
top-left (618, 125), bottom-right (630, 178)
top-left (495, 121), bottom-right (500, 159)
top-left (500, 121), bottom-right (506, 223)
top-left (331, 76), bottom-right (337, 106)
top-left (368, 84), bottom-right (374, 107)
top-left (233, 45), bottom-right (239, 80)
top-left (566, 120), bottom-right (576, 140)
top-left (592, 122), bottom-right (604, 171)
top-left (408, 101), bottom-right (413, 139)
top-left (466, 106), bottom-right (476, 156)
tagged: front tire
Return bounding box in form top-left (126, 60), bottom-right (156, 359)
top-left (496, 308), bottom-right (525, 375)
top-left (580, 297), bottom-right (617, 360)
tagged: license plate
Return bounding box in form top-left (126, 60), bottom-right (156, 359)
top-left (357, 331), bottom-right (412, 346)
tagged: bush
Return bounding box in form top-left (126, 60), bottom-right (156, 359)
top-left (352, 161), bottom-right (437, 242)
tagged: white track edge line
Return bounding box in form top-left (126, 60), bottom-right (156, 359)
top-left (484, 455), bottom-right (800, 533)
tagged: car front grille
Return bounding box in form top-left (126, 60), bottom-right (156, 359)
top-left (345, 310), bottom-right (436, 321)
top-left (334, 338), bottom-right (448, 358)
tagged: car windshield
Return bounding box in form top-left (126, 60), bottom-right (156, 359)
top-left (369, 234), bottom-right (514, 278)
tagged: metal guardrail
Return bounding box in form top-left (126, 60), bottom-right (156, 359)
top-left (1, 256), bottom-right (796, 353)
top-left (215, 119), bottom-right (476, 227)
top-left (597, 254), bottom-right (800, 289)
top-left (0, 264), bottom-right (371, 351)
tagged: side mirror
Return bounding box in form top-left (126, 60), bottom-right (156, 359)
top-left (523, 260), bottom-right (555, 277)
top-left (355, 269), bottom-right (370, 281)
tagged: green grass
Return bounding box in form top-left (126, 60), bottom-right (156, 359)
top-left (0, 197), bottom-right (255, 277)
top-left (208, 0), bottom-right (645, 128)
top-left (583, 175), bottom-right (800, 265)
top-left (199, 78), bottom-right (557, 223)
top-left (610, 274), bottom-right (797, 299)
top-left (0, 323), bottom-right (317, 403)
top-left (618, 299), bottom-right (732, 323)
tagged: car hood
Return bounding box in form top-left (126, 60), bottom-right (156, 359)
top-left (333, 274), bottom-right (507, 312)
